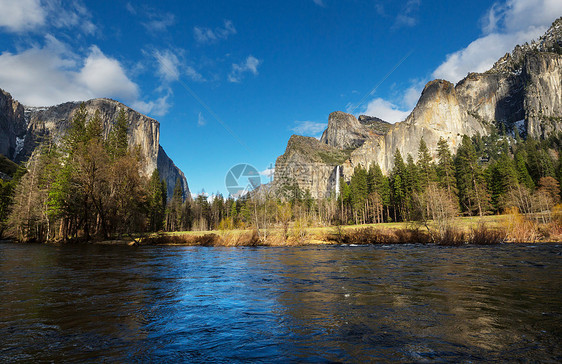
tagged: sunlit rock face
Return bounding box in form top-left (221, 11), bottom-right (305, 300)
top-left (0, 92), bottom-right (189, 199)
top-left (274, 17), bottom-right (562, 196)
top-left (272, 135), bottom-right (345, 199)
top-left (320, 111), bottom-right (371, 150)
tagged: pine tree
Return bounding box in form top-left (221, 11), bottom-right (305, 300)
top-left (109, 109), bottom-right (129, 158)
top-left (148, 169), bottom-right (165, 231)
top-left (391, 149), bottom-right (407, 221)
top-left (417, 137), bottom-right (436, 191)
top-left (514, 149), bottom-right (534, 189)
top-left (486, 152), bottom-right (518, 213)
top-left (436, 138), bottom-right (457, 196)
top-left (65, 103), bottom-right (88, 153)
top-left (455, 135), bottom-right (489, 216)
top-left (405, 153), bottom-right (420, 193)
top-left (85, 110), bottom-right (104, 142)
top-left (166, 178), bottom-right (183, 231)
top-left (338, 176), bottom-right (352, 223)
top-left (230, 200), bottom-right (237, 220)
top-left (526, 138), bottom-right (555, 183)
top-left (350, 165), bottom-right (368, 224)
top-left (368, 163), bottom-right (390, 221)
top-left (392, 174), bottom-right (404, 221)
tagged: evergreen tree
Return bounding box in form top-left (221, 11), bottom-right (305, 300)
top-left (486, 152), bottom-right (518, 213)
top-left (65, 103), bottom-right (88, 153)
top-left (166, 178), bottom-right (183, 231)
top-left (338, 176), bottom-right (352, 223)
top-left (455, 135), bottom-right (489, 216)
top-left (392, 174), bottom-right (404, 221)
top-left (391, 149), bottom-right (407, 220)
top-left (436, 138), bottom-right (457, 196)
top-left (109, 109), bottom-right (129, 158)
top-left (368, 163), bottom-right (390, 221)
top-left (514, 149), bottom-right (534, 189)
top-left (230, 200), bottom-right (238, 220)
top-left (526, 138), bottom-right (556, 182)
top-left (405, 153), bottom-right (420, 193)
top-left (417, 137), bottom-right (436, 191)
top-left (85, 110), bottom-right (104, 142)
top-left (350, 165), bottom-right (368, 223)
top-left (148, 169), bottom-right (165, 231)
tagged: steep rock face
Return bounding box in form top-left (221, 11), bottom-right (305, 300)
top-left (320, 111), bottom-right (371, 149)
top-left (0, 90), bottom-right (27, 160)
top-left (524, 52), bottom-right (562, 138)
top-left (347, 80), bottom-right (487, 176)
top-left (157, 145), bottom-right (190, 199)
top-left (274, 18), bottom-right (562, 196)
top-left (18, 99), bottom-right (160, 175)
top-left (357, 115), bottom-right (392, 135)
top-left (0, 92), bottom-right (189, 199)
top-left (273, 135), bottom-right (345, 198)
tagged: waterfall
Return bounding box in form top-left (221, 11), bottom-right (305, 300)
top-left (335, 165), bottom-right (340, 198)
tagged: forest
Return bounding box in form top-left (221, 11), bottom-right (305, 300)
top-left (0, 105), bottom-right (561, 243)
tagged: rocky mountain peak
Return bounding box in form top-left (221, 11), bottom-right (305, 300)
top-left (0, 89), bottom-right (190, 200)
top-left (489, 17), bottom-right (562, 75)
top-left (320, 111), bottom-right (371, 149)
top-left (358, 115), bottom-right (392, 135)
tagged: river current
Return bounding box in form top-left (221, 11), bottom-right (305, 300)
top-left (1, 243), bottom-right (561, 362)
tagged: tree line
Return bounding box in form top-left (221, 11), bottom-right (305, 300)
top-left (1, 104), bottom-right (167, 242)
top-left (1, 111), bottom-right (561, 242)
top-left (157, 127), bottom-right (561, 237)
top-left (337, 130), bottom-right (561, 226)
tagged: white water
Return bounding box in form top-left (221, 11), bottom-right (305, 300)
top-left (335, 165), bottom-right (340, 197)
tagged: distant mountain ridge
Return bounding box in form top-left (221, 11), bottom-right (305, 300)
top-left (0, 89), bottom-right (189, 199)
top-left (273, 17), bottom-right (562, 199)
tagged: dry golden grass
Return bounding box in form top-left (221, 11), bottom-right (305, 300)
top-left (142, 213), bottom-right (560, 247)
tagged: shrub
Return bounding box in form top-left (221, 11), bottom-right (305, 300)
top-left (468, 223), bottom-right (506, 245)
top-left (435, 227), bottom-right (466, 246)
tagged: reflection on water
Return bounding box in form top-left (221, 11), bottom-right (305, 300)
top-left (1, 243), bottom-right (561, 362)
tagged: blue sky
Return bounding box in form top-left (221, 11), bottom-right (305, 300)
top-left (0, 0), bottom-right (560, 196)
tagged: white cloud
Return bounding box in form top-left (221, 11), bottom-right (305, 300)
top-left (154, 49), bottom-right (180, 82)
top-left (402, 80), bottom-right (425, 109)
top-left (433, 0), bottom-right (562, 83)
top-left (194, 20), bottom-right (237, 44)
top-left (353, 78), bottom-right (422, 124)
top-left (152, 48), bottom-right (205, 83)
top-left (0, 35), bottom-right (139, 107)
top-left (228, 56), bottom-right (261, 83)
top-left (362, 98), bottom-right (411, 124)
top-left (392, 0), bottom-right (421, 29)
top-left (143, 12), bottom-right (175, 32)
top-left (44, 0), bottom-right (96, 35)
top-left (125, 2), bottom-right (136, 15)
top-left (312, 0), bottom-right (325, 7)
top-left (132, 91), bottom-right (171, 117)
top-left (352, 0), bottom-right (560, 125)
top-left (197, 112), bottom-right (206, 126)
top-left (291, 121), bottom-right (328, 137)
top-left (0, 0), bottom-right (95, 35)
top-left (78, 46), bottom-right (139, 100)
top-left (0, 0), bottom-right (45, 32)
top-left (186, 66), bottom-right (205, 82)
top-left (260, 168), bottom-right (275, 179)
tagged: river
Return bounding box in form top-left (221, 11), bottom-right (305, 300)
top-left (1, 243), bottom-right (561, 362)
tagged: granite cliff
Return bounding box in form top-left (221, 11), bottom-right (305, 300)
top-left (0, 90), bottom-right (189, 199)
top-left (273, 17), bottom-right (562, 199)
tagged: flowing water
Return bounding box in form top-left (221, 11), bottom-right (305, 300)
top-left (1, 243), bottom-right (561, 362)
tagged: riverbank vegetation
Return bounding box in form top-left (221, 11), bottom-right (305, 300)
top-left (0, 108), bottom-right (561, 246)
